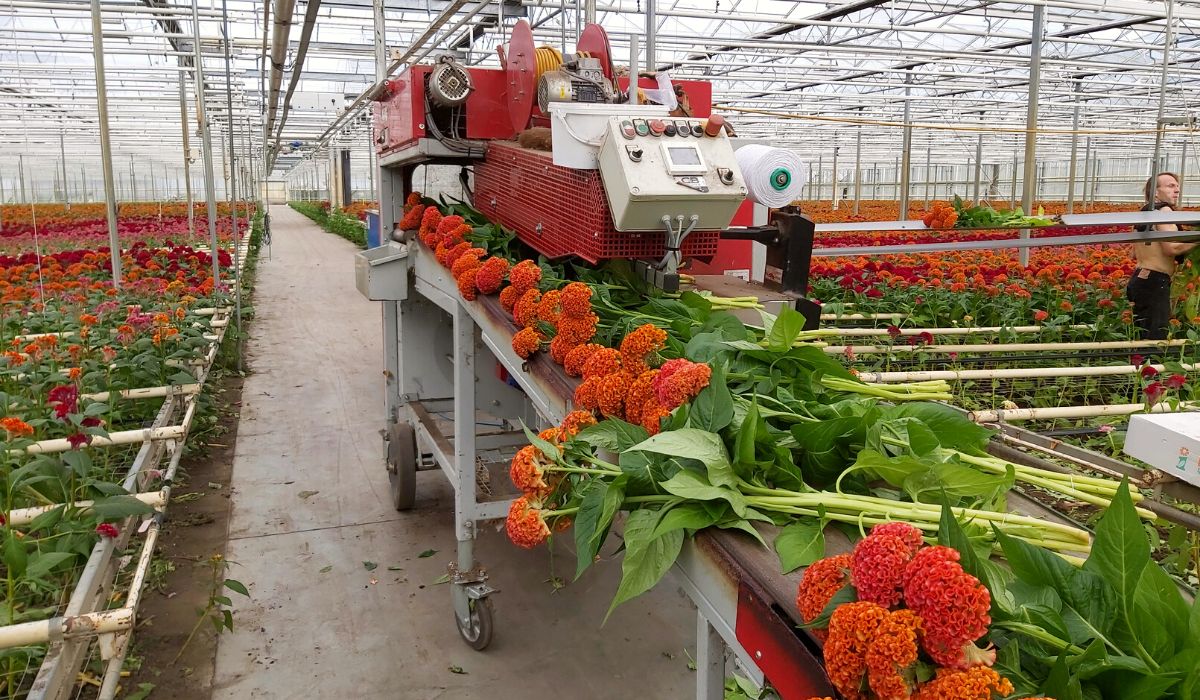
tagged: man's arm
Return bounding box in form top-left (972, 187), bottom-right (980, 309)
top-left (1153, 205), bottom-right (1198, 254)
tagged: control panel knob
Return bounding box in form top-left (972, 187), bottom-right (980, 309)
top-left (648, 119), bottom-right (666, 136)
top-left (674, 120), bottom-right (691, 137)
top-left (664, 123), bottom-right (677, 137)
top-left (633, 119), bottom-right (650, 137)
top-left (704, 114), bottom-right (725, 137)
top-left (619, 120), bottom-right (636, 139)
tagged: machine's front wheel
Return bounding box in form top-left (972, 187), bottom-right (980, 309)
top-left (386, 422), bottom-right (417, 511)
top-left (455, 597), bottom-right (494, 651)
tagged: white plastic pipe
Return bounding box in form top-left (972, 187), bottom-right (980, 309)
top-left (858, 363), bottom-right (1198, 383)
top-left (824, 339), bottom-right (1188, 355)
top-left (828, 324), bottom-right (1093, 337)
top-left (0, 608), bottom-right (132, 649)
top-left (970, 401), bottom-right (1200, 422)
top-left (6, 490), bottom-right (167, 527)
top-left (13, 425), bottom-right (186, 455)
top-left (82, 383), bottom-right (202, 402)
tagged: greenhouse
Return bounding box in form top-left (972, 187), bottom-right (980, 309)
top-left (2, 1), bottom-right (1200, 699)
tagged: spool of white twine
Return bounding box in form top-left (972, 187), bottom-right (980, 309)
top-left (734, 144), bottom-right (806, 208)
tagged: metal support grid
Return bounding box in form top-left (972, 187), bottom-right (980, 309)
top-left (0, 239), bottom-right (251, 700)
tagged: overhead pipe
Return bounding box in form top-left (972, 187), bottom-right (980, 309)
top-left (270, 0), bottom-right (323, 155)
top-left (264, 0), bottom-right (298, 145)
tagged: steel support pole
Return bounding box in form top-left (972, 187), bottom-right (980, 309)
top-left (1180, 139), bottom-right (1188, 205)
top-left (584, 0), bottom-right (596, 24)
top-left (130, 154), bottom-right (137, 202)
top-left (59, 130), bottom-right (70, 209)
top-left (221, 0), bottom-right (243, 370)
top-left (973, 134), bottom-right (983, 204)
top-left (80, 165), bottom-right (87, 202)
top-left (1019, 3), bottom-right (1044, 267)
top-left (923, 145), bottom-right (931, 206)
top-left (91, 0), bottom-right (122, 287)
top-left (1153, 0), bottom-right (1176, 176)
top-left (1010, 153), bottom-right (1018, 210)
top-left (893, 156), bottom-right (899, 203)
top-left (192, 0), bottom-right (221, 288)
top-left (645, 0), bottom-right (655, 72)
top-left (899, 72), bottom-right (912, 217)
top-left (830, 142), bottom-right (839, 206)
top-left (178, 67), bottom-right (195, 236)
top-left (1081, 136), bottom-right (1092, 211)
top-left (18, 154), bottom-right (26, 204)
top-left (816, 153), bottom-right (823, 204)
top-left (1065, 104), bottom-right (1080, 214)
top-left (853, 126), bottom-right (862, 215)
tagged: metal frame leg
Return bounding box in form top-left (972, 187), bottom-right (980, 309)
top-left (697, 610), bottom-right (726, 700)
top-left (452, 302), bottom-right (480, 626)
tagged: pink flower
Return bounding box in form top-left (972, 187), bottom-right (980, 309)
top-left (1098, 424), bottom-right (1115, 434)
top-left (95, 523), bottom-right (119, 539)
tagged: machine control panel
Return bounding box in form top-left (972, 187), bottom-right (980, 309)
top-left (597, 116), bottom-right (746, 232)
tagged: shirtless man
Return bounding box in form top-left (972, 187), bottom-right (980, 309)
top-left (1127, 172), bottom-right (1197, 339)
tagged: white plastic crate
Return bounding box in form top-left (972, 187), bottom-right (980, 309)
top-left (1124, 413), bottom-right (1200, 486)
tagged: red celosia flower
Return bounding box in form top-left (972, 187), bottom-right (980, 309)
top-left (499, 285), bottom-right (520, 313)
top-left (902, 546), bottom-right (993, 669)
top-left (1166, 373), bottom-right (1187, 390)
top-left (563, 343), bottom-right (604, 377)
top-left (1144, 381), bottom-right (1166, 404)
top-left (623, 370), bottom-right (659, 426)
top-left (640, 399), bottom-right (670, 435)
top-left (573, 376), bottom-right (603, 411)
top-left (475, 257), bottom-right (510, 295)
top-left (66, 432), bottom-right (91, 450)
top-left (95, 522), bottom-right (119, 539)
top-left (865, 609), bottom-right (922, 700)
top-left (1131, 354), bottom-right (1146, 367)
top-left (436, 214), bottom-right (465, 238)
top-left (557, 313), bottom-right (599, 345)
top-left (81, 417), bottom-right (103, 428)
top-left (1033, 309), bottom-right (1049, 322)
top-left (548, 336), bottom-right (574, 365)
top-left (870, 522), bottom-right (924, 553)
top-left (508, 260), bottom-right (542, 295)
top-left (652, 359), bottom-right (711, 409)
top-left (886, 325), bottom-right (902, 339)
top-left (559, 409), bottom-right (596, 436)
top-left (512, 327), bottom-right (544, 359)
top-left (457, 267), bottom-right (479, 301)
top-left (48, 384), bottom-right (79, 419)
top-left (796, 553), bottom-right (852, 624)
top-left (1059, 300), bottom-right (1074, 312)
top-left (513, 289), bottom-right (542, 328)
top-left (597, 371), bottom-right (633, 418)
top-left (560, 282), bottom-right (593, 317)
top-left (912, 667), bottom-right (1013, 700)
top-left (581, 347), bottom-right (623, 380)
top-left (404, 191), bottom-right (422, 210)
top-left (0, 417), bottom-right (33, 438)
top-left (850, 533), bottom-right (914, 609)
top-left (505, 496), bottom-right (551, 549)
top-left (537, 290), bottom-right (562, 325)
top-left (619, 324), bottom-right (667, 374)
top-left (824, 601), bottom-right (890, 700)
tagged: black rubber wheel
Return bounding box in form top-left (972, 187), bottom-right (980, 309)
top-left (456, 597), bottom-right (494, 651)
top-left (386, 422), bottom-right (417, 511)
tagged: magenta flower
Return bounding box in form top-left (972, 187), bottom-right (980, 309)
top-left (887, 325), bottom-right (902, 339)
top-left (1145, 381), bottom-right (1166, 405)
top-left (1131, 354), bottom-right (1146, 367)
top-left (1141, 365), bottom-right (1159, 379)
top-left (1165, 374), bottom-right (1187, 390)
top-left (95, 523), bottom-right (119, 539)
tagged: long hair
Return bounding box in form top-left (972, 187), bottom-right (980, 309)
top-left (1145, 171), bottom-right (1181, 203)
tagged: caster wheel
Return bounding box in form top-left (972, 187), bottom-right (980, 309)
top-left (386, 422), bottom-right (417, 511)
top-left (456, 597), bottom-right (494, 651)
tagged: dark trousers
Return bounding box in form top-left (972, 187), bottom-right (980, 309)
top-left (1126, 268), bottom-right (1173, 340)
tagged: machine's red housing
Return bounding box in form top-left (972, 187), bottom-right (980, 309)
top-left (474, 142), bottom-right (720, 264)
top-left (373, 66), bottom-right (516, 156)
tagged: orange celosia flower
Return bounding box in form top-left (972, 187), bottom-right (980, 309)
top-left (560, 282), bottom-right (593, 318)
top-left (563, 343), bottom-right (604, 377)
top-left (508, 260), bottom-right (542, 295)
top-left (505, 496), bottom-right (551, 549)
top-left (581, 347), bottom-right (622, 380)
top-left (623, 369), bottom-right (659, 426)
top-left (549, 336), bottom-right (575, 365)
top-left (475, 257), bottom-right (510, 295)
top-left (619, 324), bottom-right (667, 374)
top-left (823, 601), bottom-right (890, 700)
top-left (456, 267), bottom-right (479, 301)
top-left (639, 398), bottom-right (670, 435)
top-left (912, 667), bottom-right (1013, 700)
top-left (559, 409), bottom-right (596, 436)
top-left (596, 371), bottom-right (633, 418)
top-left (537, 290), bottom-right (562, 325)
top-left (556, 313), bottom-right (599, 345)
top-left (512, 327), bottom-right (544, 359)
top-left (0, 417), bottom-right (34, 438)
top-left (796, 553), bottom-right (852, 625)
top-left (499, 285), bottom-right (520, 313)
top-left (573, 376), bottom-right (603, 411)
top-left (865, 609), bottom-right (922, 699)
top-left (513, 289), bottom-right (542, 328)
top-left (509, 445), bottom-right (551, 498)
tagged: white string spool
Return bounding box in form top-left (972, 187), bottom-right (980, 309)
top-left (735, 144), bottom-right (806, 208)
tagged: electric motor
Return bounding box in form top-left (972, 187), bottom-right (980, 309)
top-left (429, 55), bottom-right (473, 108)
top-left (537, 56), bottom-right (613, 112)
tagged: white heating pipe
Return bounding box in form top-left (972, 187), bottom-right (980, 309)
top-left (824, 339), bottom-right (1188, 354)
top-left (970, 401), bottom-right (1200, 422)
top-left (820, 313), bottom-right (907, 321)
top-left (82, 383), bottom-right (201, 402)
top-left (14, 426), bottom-right (186, 455)
top-left (0, 608), bottom-right (132, 649)
top-left (828, 324), bottom-right (1092, 337)
top-left (6, 490), bottom-right (167, 527)
top-left (858, 363), bottom-right (1198, 383)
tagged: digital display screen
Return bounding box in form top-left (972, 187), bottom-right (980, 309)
top-left (667, 146), bottom-right (702, 166)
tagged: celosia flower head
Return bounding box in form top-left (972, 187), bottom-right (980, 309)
top-left (850, 533), bottom-right (914, 609)
top-left (870, 522), bottom-right (924, 553)
top-left (824, 601), bottom-right (889, 700)
top-left (902, 546), bottom-right (993, 669)
top-left (619, 324), bottom-right (667, 373)
top-left (796, 553), bottom-right (851, 625)
top-left (560, 282), bottom-right (593, 317)
top-left (505, 496), bottom-right (551, 549)
top-left (475, 257), bottom-right (510, 295)
top-left (563, 343), bottom-right (604, 377)
top-left (652, 358), bottom-right (712, 409)
top-left (509, 260), bottom-right (542, 295)
top-left (559, 409), bottom-right (596, 436)
top-left (0, 417), bottom-right (33, 438)
top-left (512, 327), bottom-right (544, 359)
top-left (581, 347), bottom-right (622, 380)
top-left (912, 667), bottom-right (1013, 700)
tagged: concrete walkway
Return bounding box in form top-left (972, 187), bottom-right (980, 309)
top-left (213, 205), bottom-right (698, 699)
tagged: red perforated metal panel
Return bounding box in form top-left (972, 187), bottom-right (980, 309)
top-left (474, 142), bottom-right (719, 264)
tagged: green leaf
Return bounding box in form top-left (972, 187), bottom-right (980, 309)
top-left (62, 449), bottom-right (92, 477)
top-left (651, 502), bottom-right (723, 540)
top-left (3, 533), bottom-right (26, 579)
top-left (618, 450), bottom-right (677, 495)
top-left (773, 520), bottom-right (825, 574)
top-left (765, 306), bottom-right (806, 352)
top-left (685, 331), bottom-right (731, 364)
top-left (24, 551), bottom-right (74, 580)
top-left (224, 579), bottom-right (250, 597)
top-left (658, 470), bottom-right (746, 516)
top-left (606, 509), bottom-right (684, 620)
top-left (1042, 653), bottom-right (1084, 700)
top-left (798, 584), bottom-right (856, 629)
top-left (883, 402), bottom-right (993, 453)
top-left (791, 415), bottom-right (868, 487)
top-left (733, 397), bottom-right (761, 469)
top-left (629, 428), bottom-right (734, 488)
top-left (1083, 481), bottom-right (1148, 610)
top-left (418, 549), bottom-right (437, 558)
top-left (25, 505), bottom-right (65, 534)
top-left (689, 362), bottom-right (734, 433)
top-left (522, 423), bottom-right (560, 461)
top-left (574, 419), bottom-right (649, 453)
top-left (574, 479), bottom-right (625, 579)
top-left (90, 495), bottom-right (155, 520)
top-left (1134, 560), bottom-right (1190, 646)
top-left (716, 518), bottom-right (767, 548)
